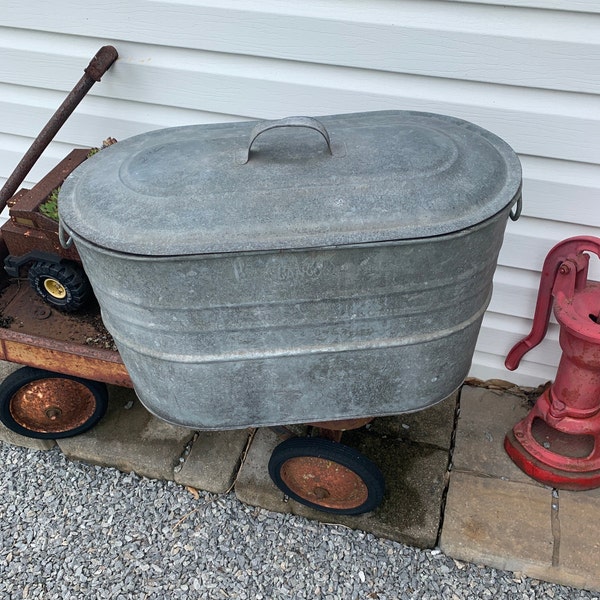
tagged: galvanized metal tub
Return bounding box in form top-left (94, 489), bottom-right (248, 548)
top-left (59, 110), bottom-right (522, 430)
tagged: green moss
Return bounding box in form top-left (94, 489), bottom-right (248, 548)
top-left (37, 140), bottom-right (116, 222)
top-left (39, 187), bottom-right (60, 221)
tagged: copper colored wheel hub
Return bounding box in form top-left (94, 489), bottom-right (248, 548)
top-left (10, 379), bottom-right (96, 433)
top-left (280, 456), bottom-right (369, 510)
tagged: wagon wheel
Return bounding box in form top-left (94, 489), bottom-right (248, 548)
top-left (268, 437), bottom-right (385, 515)
top-left (28, 260), bottom-right (92, 312)
top-left (0, 367), bottom-right (108, 439)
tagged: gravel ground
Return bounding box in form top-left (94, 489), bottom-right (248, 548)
top-left (0, 442), bottom-right (597, 600)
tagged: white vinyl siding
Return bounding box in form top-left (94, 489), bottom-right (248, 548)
top-left (1, 0), bottom-right (599, 387)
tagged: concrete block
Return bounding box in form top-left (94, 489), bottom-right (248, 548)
top-left (57, 386), bottom-right (195, 481)
top-left (300, 430), bottom-right (450, 548)
top-left (174, 428), bottom-right (252, 494)
top-left (367, 391), bottom-right (458, 450)
top-left (0, 422), bottom-right (56, 451)
top-left (236, 425), bottom-right (450, 548)
top-left (0, 360), bottom-right (20, 380)
top-left (234, 427), bottom-right (293, 514)
top-left (453, 385), bottom-right (541, 485)
top-left (555, 489), bottom-right (600, 592)
top-left (440, 471), bottom-right (555, 573)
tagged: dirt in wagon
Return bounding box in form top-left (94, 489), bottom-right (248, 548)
top-left (0, 279), bottom-right (117, 351)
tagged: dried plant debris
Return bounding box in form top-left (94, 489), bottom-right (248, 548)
top-left (84, 333), bottom-right (118, 352)
top-left (82, 313), bottom-right (118, 351)
top-left (0, 313), bottom-right (14, 328)
top-left (88, 136), bottom-right (118, 157)
top-left (464, 376), bottom-right (552, 406)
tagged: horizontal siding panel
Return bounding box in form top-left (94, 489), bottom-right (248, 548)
top-left (0, 83), bottom-right (245, 162)
top-left (499, 217), bottom-right (600, 272)
top-left (488, 262), bottom-right (600, 343)
top-left (520, 156), bottom-right (600, 226)
top-left (471, 312), bottom-right (561, 385)
top-left (2, 38), bottom-right (600, 164)
top-left (0, 91), bottom-right (141, 151)
top-left (488, 267), bottom-right (545, 320)
top-left (491, 260), bottom-right (600, 320)
top-left (2, 1), bottom-right (599, 94)
top-left (446, 0), bottom-right (600, 13)
top-left (0, 134), bottom-right (80, 189)
top-left (478, 312), bottom-right (561, 363)
top-left (469, 350), bottom-right (558, 387)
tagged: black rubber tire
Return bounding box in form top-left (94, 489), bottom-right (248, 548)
top-left (0, 366), bottom-right (108, 439)
top-left (28, 260), bottom-right (92, 312)
top-left (268, 436), bottom-right (385, 515)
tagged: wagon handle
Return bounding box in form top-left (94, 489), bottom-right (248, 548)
top-left (0, 45), bottom-right (118, 212)
top-left (243, 116), bottom-right (333, 164)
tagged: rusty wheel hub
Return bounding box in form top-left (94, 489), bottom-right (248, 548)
top-left (280, 456), bottom-right (369, 511)
top-left (10, 378), bottom-right (97, 434)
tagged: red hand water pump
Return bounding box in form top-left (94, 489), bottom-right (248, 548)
top-left (505, 236), bottom-right (600, 490)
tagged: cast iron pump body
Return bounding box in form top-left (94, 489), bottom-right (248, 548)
top-left (505, 236), bottom-right (600, 490)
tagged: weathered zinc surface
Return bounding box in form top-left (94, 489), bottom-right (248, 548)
top-left (59, 111), bottom-right (520, 430)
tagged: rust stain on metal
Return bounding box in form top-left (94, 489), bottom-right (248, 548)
top-left (0, 46), bottom-right (118, 211)
top-left (0, 281), bottom-right (132, 387)
top-left (280, 456), bottom-right (369, 510)
top-left (4, 149), bottom-right (91, 265)
top-left (303, 416), bottom-right (375, 443)
top-left (2, 340), bottom-right (131, 387)
top-left (10, 377), bottom-right (97, 433)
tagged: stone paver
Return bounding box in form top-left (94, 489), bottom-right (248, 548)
top-left (556, 487), bottom-right (600, 591)
top-left (296, 431), bottom-right (450, 548)
top-left (58, 385), bottom-right (196, 480)
top-left (235, 395), bottom-right (458, 548)
top-left (0, 422), bottom-right (56, 451)
top-left (234, 427), bottom-right (293, 515)
top-left (0, 361), bottom-right (19, 380)
top-left (174, 428), bottom-right (253, 494)
top-left (441, 383), bottom-right (600, 592)
top-left (3, 357), bottom-right (600, 593)
top-left (56, 385), bottom-right (250, 491)
top-left (453, 384), bottom-right (540, 485)
top-left (440, 471), bottom-right (555, 572)
top-left (367, 391), bottom-right (458, 450)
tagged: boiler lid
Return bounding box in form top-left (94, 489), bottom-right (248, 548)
top-left (59, 110), bottom-right (522, 256)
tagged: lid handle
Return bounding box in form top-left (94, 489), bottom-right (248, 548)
top-left (244, 116), bottom-right (333, 163)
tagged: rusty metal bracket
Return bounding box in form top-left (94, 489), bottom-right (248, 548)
top-left (0, 45), bottom-right (118, 212)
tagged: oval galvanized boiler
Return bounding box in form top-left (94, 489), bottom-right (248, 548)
top-left (59, 110), bottom-right (522, 430)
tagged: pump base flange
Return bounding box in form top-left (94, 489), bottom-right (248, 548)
top-left (504, 429), bottom-right (600, 490)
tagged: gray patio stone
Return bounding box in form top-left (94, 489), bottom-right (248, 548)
top-left (57, 385), bottom-right (195, 480)
top-left (235, 402), bottom-right (454, 548)
top-left (174, 428), bottom-right (253, 494)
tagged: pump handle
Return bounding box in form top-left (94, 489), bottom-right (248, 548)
top-left (505, 236), bottom-right (600, 371)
